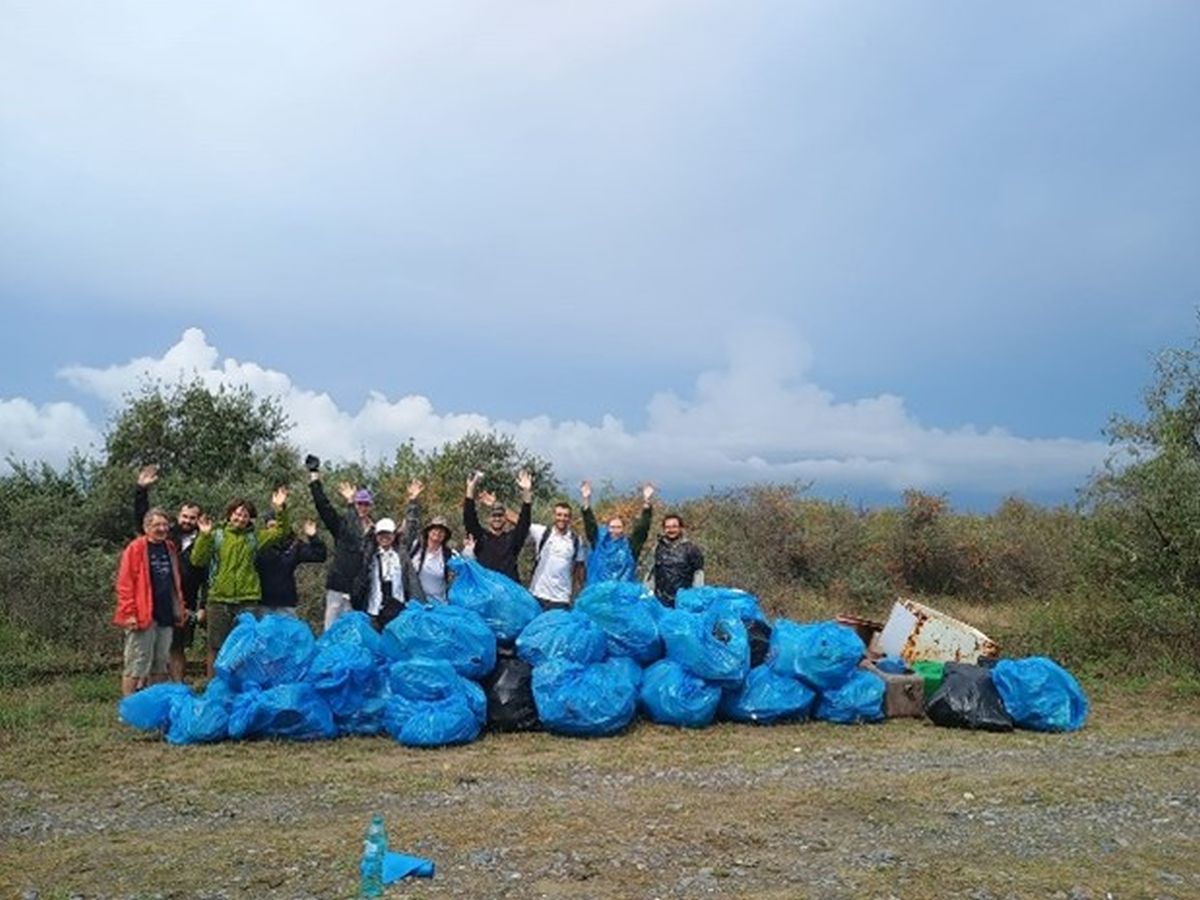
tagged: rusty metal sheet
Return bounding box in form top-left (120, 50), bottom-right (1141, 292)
top-left (877, 598), bottom-right (1000, 664)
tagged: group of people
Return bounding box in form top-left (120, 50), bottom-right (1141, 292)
top-left (113, 454), bottom-right (705, 695)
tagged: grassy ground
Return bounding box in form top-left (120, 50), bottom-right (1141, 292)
top-left (2, 669), bottom-right (1198, 900)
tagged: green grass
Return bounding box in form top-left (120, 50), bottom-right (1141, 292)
top-left (2, 672), bottom-right (1190, 897)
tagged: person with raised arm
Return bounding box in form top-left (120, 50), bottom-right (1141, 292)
top-left (400, 479), bottom-right (457, 602)
top-left (257, 517), bottom-right (328, 616)
top-left (132, 464), bottom-right (206, 681)
top-left (114, 507), bottom-right (187, 695)
top-left (190, 486), bottom-right (290, 675)
top-left (461, 469), bottom-right (533, 582)
top-left (579, 481), bottom-right (654, 585)
top-left (306, 453), bottom-right (375, 631)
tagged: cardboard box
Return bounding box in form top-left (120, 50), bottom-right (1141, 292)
top-left (860, 660), bottom-right (926, 719)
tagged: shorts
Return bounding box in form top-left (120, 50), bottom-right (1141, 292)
top-left (123, 626), bottom-right (173, 679)
top-left (206, 601), bottom-right (260, 651)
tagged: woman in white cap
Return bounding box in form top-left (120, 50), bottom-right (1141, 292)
top-left (399, 479), bottom-right (458, 603)
top-left (351, 515), bottom-right (423, 631)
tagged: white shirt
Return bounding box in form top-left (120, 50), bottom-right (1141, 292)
top-left (413, 548), bottom-right (448, 602)
top-left (527, 524), bottom-right (586, 605)
top-left (366, 548), bottom-right (402, 616)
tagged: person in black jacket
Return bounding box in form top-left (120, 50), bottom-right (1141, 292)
top-left (306, 454), bottom-right (375, 632)
top-left (651, 514), bottom-right (705, 607)
top-left (133, 464), bottom-right (205, 682)
top-left (351, 516), bottom-right (424, 631)
top-left (462, 469), bottom-right (533, 582)
top-left (256, 518), bottom-right (328, 616)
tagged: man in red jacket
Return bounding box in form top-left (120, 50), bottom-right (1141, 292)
top-left (114, 507), bottom-right (187, 696)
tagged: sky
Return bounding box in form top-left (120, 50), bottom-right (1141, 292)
top-left (1, 2), bottom-right (1197, 507)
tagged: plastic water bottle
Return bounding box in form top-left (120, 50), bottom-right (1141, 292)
top-left (359, 814), bottom-right (388, 898)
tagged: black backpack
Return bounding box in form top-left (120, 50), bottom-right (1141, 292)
top-left (535, 526), bottom-right (580, 570)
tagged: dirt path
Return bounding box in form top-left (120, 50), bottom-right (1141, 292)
top-left (2, 689), bottom-right (1198, 899)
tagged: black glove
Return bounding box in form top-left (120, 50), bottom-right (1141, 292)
top-left (304, 454), bottom-right (321, 473)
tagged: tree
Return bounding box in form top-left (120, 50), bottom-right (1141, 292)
top-left (94, 379), bottom-right (299, 544)
top-left (419, 431), bottom-right (560, 511)
top-left (1085, 314), bottom-right (1200, 594)
top-left (105, 378), bottom-right (294, 484)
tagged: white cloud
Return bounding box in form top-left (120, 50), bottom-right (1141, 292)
top-left (0, 398), bottom-right (100, 469)
top-left (0, 327), bottom-right (1110, 498)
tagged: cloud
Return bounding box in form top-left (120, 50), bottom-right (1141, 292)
top-left (0, 398), bottom-right (100, 469)
top-left (0, 327), bottom-right (1110, 498)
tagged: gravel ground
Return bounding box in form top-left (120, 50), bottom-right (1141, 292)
top-left (2, 695), bottom-right (1198, 899)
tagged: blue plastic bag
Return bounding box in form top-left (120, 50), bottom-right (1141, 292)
top-left (875, 655), bottom-right (909, 675)
top-left (227, 683), bottom-right (337, 741)
top-left (719, 665), bottom-right (816, 724)
top-left (585, 526), bottom-right (638, 584)
top-left (607, 655), bottom-right (644, 692)
top-left (318, 610), bottom-right (387, 661)
top-left (532, 657), bottom-right (639, 737)
top-left (382, 602), bottom-right (497, 679)
top-left (215, 612), bottom-right (317, 690)
top-left (447, 557), bottom-right (541, 643)
top-left (304, 643), bottom-right (381, 716)
top-left (335, 696), bottom-right (388, 737)
top-left (815, 670), bottom-right (885, 724)
top-left (659, 608), bottom-right (749, 687)
top-left (388, 657), bottom-right (463, 700)
top-left (768, 620), bottom-right (865, 691)
top-left (991, 657), bottom-right (1089, 733)
top-left (165, 680), bottom-right (234, 745)
top-left (516, 610), bottom-right (608, 667)
top-left (675, 586), bottom-right (766, 624)
top-left (639, 659), bottom-right (722, 728)
top-left (384, 851), bottom-right (435, 881)
top-left (119, 683), bottom-right (193, 731)
top-left (388, 659), bottom-right (487, 722)
top-left (574, 582), bottom-right (663, 664)
top-left (384, 693), bottom-right (483, 747)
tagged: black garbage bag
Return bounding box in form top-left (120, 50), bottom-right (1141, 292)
top-left (482, 656), bottom-right (539, 732)
top-left (747, 619), bottom-right (772, 668)
top-left (925, 662), bottom-right (1013, 732)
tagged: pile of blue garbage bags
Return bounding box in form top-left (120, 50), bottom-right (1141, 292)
top-left (119, 560), bottom-right (1089, 748)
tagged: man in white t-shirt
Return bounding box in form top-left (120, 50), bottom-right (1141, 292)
top-left (526, 502), bottom-right (587, 610)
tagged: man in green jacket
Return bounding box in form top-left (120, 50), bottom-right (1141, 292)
top-left (191, 486), bottom-right (290, 676)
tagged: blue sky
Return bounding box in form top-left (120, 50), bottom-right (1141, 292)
top-left (1, 2), bottom-right (1197, 507)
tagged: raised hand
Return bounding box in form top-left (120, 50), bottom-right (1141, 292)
top-left (337, 481), bottom-right (355, 503)
top-left (466, 470), bottom-right (483, 490)
top-left (478, 489), bottom-right (497, 508)
top-left (198, 515), bottom-right (213, 534)
top-left (136, 464), bottom-right (159, 488)
top-left (302, 519), bottom-right (318, 538)
top-left (642, 483), bottom-right (655, 504)
top-left (407, 479), bottom-right (425, 501)
top-left (516, 470), bottom-right (533, 493)
top-left (580, 480), bottom-right (592, 504)
top-left (272, 486), bottom-right (289, 509)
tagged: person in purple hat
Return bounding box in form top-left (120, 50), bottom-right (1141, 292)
top-left (306, 452), bottom-right (376, 631)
